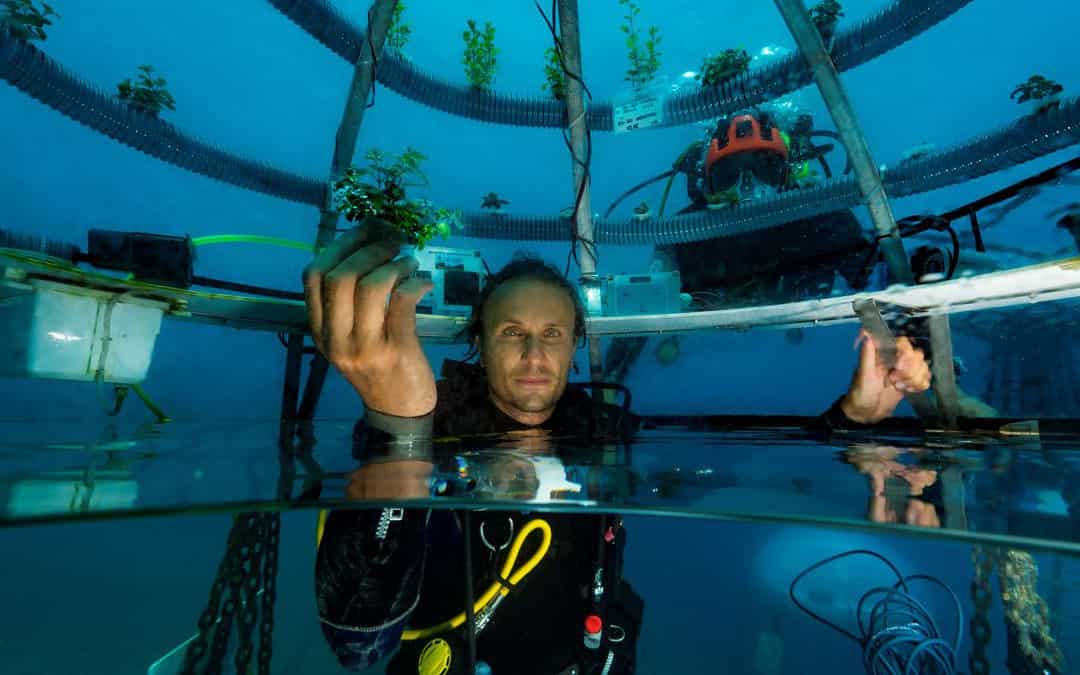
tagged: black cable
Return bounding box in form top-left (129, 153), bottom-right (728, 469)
top-left (603, 170), bottom-right (676, 219)
top-left (853, 215), bottom-right (962, 286)
top-left (276, 332), bottom-right (317, 354)
top-left (191, 275), bottom-right (304, 301)
top-left (790, 549), bottom-right (962, 675)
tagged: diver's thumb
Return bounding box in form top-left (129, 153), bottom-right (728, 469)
top-left (857, 330), bottom-right (881, 375)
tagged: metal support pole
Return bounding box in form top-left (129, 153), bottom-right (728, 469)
top-left (314, 0), bottom-right (399, 251)
top-left (280, 333), bottom-right (305, 425)
top-left (928, 315), bottom-right (960, 429)
top-left (940, 466), bottom-right (968, 531)
top-left (773, 0), bottom-right (913, 286)
top-left (290, 0), bottom-right (396, 430)
top-left (557, 0), bottom-right (604, 383)
top-left (775, 0), bottom-right (969, 431)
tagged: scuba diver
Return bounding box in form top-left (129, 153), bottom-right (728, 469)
top-left (302, 228), bottom-right (931, 673)
top-left (602, 107), bottom-right (875, 383)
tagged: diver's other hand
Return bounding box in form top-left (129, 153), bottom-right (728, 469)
top-left (840, 330), bottom-right (931, 424)
top-left (303, 221), bottom-right (436, 418)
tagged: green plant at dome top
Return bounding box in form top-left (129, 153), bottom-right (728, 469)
top-left (463, 19), bottom-right (497, 90)
top-left (386, 0), bottom-right (411, 51)
top-left (810, 0), bottom-right (844, 45)
top-left (619, 0), bottom-right (661, 90)
top-left (541, 46), bottom-right (566, 100)
top-left (1, 0), bottom-right (58, 41)
top-left (696, 49), bottom-right (751, 88)
top-left (117, 65), bottom-right (176, 116)
top-left (1011, 75), bottom-right (1064, 114)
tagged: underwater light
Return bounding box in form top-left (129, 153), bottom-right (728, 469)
top-left (47, 331), bottom-right (81, 342)
top-left (681, 71), bottom-right (697, 79)
top-left (584, 285), bottom-right (602, 314)
top-left (758, 45), bottom-right (790, 58)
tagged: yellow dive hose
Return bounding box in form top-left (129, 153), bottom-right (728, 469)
top-left (658, 142), bottom-right (702, 218)
top-left (316, 510), bottom-right (552, 641)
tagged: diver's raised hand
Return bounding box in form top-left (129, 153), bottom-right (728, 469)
top-left (303, 220), bottom-right (436, 418)
top-left (840, 330), bottom-right (931, 424)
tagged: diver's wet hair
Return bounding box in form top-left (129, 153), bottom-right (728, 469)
top-left (463, 252), bottom-right (587, 360)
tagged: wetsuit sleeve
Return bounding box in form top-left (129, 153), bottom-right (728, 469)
top-left (314, 412), bottom-right (435, 671)
top-left (316, 507), bottom-right (429, 670)
top-left (808, 395), bottom-right (877, 433)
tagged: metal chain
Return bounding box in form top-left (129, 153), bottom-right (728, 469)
top-left (258, 514), bottom-right (281, 675)
top-left (998, 549), bottom-right (1065, 674)
top-left (181, 513), bottom-right (281, 675)
top-left (969, 545), bottom-right (994, 675)
top-left (183, 517), bottom-right (246, 674)
top-left (207, 515), bottom-right (247, 675)
top-left (234, 514), bottom-right (262, 674)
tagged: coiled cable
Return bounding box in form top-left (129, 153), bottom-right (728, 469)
top-left (790, 549), bottom-right (962, 675)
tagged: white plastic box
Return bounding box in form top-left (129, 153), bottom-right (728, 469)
top-left (413, 246), bottom-right (486, 316)
top-left (601, 271), bottom-right (683, 316)
top-left (0, 277), bottom-right (166, 383)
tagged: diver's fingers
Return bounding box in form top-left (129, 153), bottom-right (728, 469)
top-left (353, 257), bottom-right (420, 350)
top-left (856, 329), bottom-right (881, 374)
top-left (307, 226), bottom-right (369, 275)
top-left (307, 218), bottom-right (402, 275)
top-left (304, 226), bottom-right (378, 350)
top-left (302, 267), bottom-right (324, 349)
top-left (386, 275), bottom-right (434, 344)
top-left (320, 242), bottom-right (401, 354)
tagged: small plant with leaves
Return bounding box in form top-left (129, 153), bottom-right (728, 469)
top-left (810, 0), bottom-right (844, 45)
top-left (1, 0), bottom-right (58, 41)
top-left (332, 147), bottom-right (459, 249)
top-left (117, 65), bottom-right (176, 116)
top-left (386, 0), bottom-right (411, 51)
top-left (481, 192), bottom-right (510, 211)
top-left (705, 188), bottom-right (741, 209)
top-left (618, 0), bottom-right (661, 90)
top-left (463, 19), bottom-right (497, 90)
top-left (1011, 74), bottom-right (1064, 113)
top-left (696, 49), bottom-right (751, 88)
top-left (632, 201), bottom-right (651, 221)
top-left (541, 46), bottom-right (566, 100)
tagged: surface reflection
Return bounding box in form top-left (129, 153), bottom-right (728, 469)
top-left (844, 444), bottom-right (942, 529)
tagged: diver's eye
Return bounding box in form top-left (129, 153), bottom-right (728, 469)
top-left (502, 326), bottom-right (523, 337)
top-left (544, 328), bottom-right (562, 339)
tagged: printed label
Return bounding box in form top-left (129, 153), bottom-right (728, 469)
top-left (613, 93), bottom-right (664, 134)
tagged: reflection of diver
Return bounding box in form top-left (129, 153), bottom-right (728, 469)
top-left (603, 109), bottom-right (875, 383)
top-left (315, 359), bottom-right (644, 675)
top-left (844, 444), bottom-right (946, 529)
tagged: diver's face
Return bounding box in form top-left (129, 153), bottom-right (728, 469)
top-left (480, 279), bottom-right (577, 426)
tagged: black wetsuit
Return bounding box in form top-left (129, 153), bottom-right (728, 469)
top-left (316, 360), bottom-right (643, 675)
